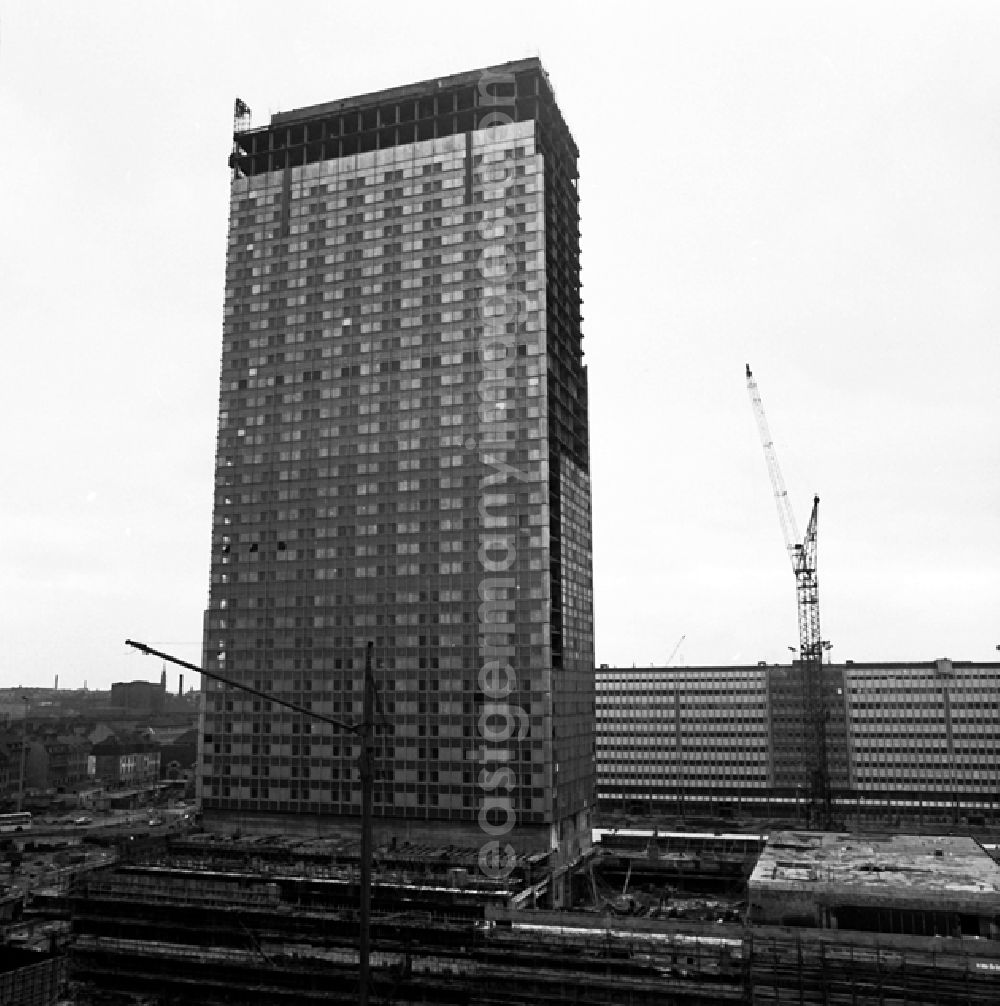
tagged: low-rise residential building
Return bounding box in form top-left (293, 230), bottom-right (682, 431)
top-left (0, 734), bottom-right (27, 806)
top-left (23, 733), bottom-right (90, 791)
top-left (90, 737), bottom-right (160, 787)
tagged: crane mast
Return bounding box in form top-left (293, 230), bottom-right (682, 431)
top-left (745, 365), bottom-right (830, 827)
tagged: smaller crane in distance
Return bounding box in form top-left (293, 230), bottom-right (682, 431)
top-left (666, 635), bottom-right (686, 666)
top-left (745, 364), bottom-right (830, 828)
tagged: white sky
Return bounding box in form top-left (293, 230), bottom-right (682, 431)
top-left (2, 1), bottom-right (998, 690)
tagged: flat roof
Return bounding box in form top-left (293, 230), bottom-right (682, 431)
top-left (750, 831), bottom-right (1000, 909)
top-left (596, 660), bottom-right (1000, 676)
top-left (271, 57), bottom-right (546, 128)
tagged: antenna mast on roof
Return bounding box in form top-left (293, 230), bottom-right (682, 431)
top-left (234, 97), bottom-right (252, 131)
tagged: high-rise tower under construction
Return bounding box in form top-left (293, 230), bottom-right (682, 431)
top-left (200, 59), bottom-right (593, 861)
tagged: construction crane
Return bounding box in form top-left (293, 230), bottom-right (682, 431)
top-left (127, 639), bottom-right (380, 1005)
top-left (745, 364), bottom-right (830, 827)
top-left (666, 635), bottom-right (686, 666)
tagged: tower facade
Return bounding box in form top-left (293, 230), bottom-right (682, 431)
top-left (200, 59), bottom-right (594, 860)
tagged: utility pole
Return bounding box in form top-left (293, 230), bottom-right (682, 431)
top-left (125, 639), bottom-right (378, 1003)
top-left (359, 640), bottom-right (373, 1006)
top-left (16, 696), bottom-right (28, 814)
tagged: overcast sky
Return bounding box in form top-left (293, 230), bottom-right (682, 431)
top-left (2, 1), bottom-right (998, 690)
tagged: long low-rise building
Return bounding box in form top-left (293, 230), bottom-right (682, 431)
top-left (597, 659), bottom-right (1000, 822)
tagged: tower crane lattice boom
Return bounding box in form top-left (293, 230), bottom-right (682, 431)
top-left (745, 365), bottom-right (801, 561)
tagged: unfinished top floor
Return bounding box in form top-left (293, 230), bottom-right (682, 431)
top-left (230, 58), bottom-right (578, 178)
top-left (749, 830), bottom-right (1000, 938)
